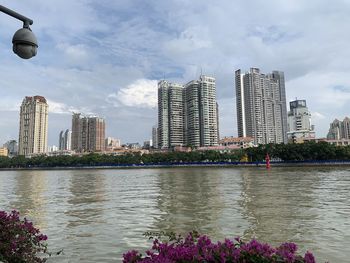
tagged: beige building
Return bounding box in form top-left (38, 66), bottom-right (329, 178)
top-left (18, 96), bottom-right (48, 156)
top-left (71, 113), bottom-right (105, 152)
top-left (0, 147), bottom-right (8, 157)
top-left (88, 117), bottom-right (105, 152)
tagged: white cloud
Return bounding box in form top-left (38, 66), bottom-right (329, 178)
top-left (163, 26), bottom-right (212, 55)
top-left (109, 79), bottom-right (158, 108)
top-left (0, 98), bottom-right (21, 112)
top-left (56, 43), bottom-right (90, 65)
top-left (47, 100), bottom-right (94, 115)
top-left (312, 112), bottom-right (326, 120)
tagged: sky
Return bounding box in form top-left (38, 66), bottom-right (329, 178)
top-left (1, 0), bottom-right (350, 146)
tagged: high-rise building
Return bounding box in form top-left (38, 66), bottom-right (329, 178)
top-left (235, 68), bottom-right (288, 145)
top-left (216, 102), bottom-right (220, 141)
top-left (71, 113), bottom-right (81, 151)
top-left (152, 125), bottom-right (158, 149)
top-left (18, 96), bottom-right (48, 156)
top-left (157, 75), bottom-right (219, 149)
top-left (287, 99), bottom-right (315, 142)
top-left (158, 80), bottom-right (185, 148)
top-left (59, 129), bottom-right (72, 150)
top-left (59, 130), bottom-right (64, 150)
top-left (3, 140), bottom-right (18, 157)
top-left (185, 75), bottom-right (218, 147)
top-left (88, 117), bottom-right (105, 151)
top-left (327, 117), bottom-right (350, 140)
top-left (71, 113), bottom-right (105, 152)
top-left (64, 129), bottom-right (72, 150)
top-left (71, 113), bottom-right (89, 152)
top-left (184, 80), bottom-right (200, 147)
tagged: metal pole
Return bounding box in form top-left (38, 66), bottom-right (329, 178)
top-left (0, 5), bottom-right (33, 27)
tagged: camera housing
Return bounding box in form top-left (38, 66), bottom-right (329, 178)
top-left (12, 27), bottom-right (38, 59)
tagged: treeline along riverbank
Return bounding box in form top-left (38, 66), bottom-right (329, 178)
top-left (2, 141), bottom-right (350, 169)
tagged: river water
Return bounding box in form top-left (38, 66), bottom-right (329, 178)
top-left (0, 167), bottom-right (349, 262)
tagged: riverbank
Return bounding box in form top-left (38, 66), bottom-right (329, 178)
top-left (2, 160), bottom-right (350, 170)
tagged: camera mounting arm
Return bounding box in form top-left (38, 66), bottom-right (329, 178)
top-left (0, 5), bottom-right (33, 28)
top-left (0, 5), bottom-right (38, 59)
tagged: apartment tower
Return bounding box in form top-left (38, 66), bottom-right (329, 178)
top-left (185, 75), bottom-right (218, 147)
top-left (235, 68), bottom-right (288, 145)
top-left (18, 96), bottom-right (49, 156)
top-left (88, 117), bottom-right (105, 151)
top-left (287, 99), bottom-right (315, 142)
top-left (71, 113), bottom-right (105, 152)
top-left (152, 125), bottom-right (158, 149)
top-left (158, 80), bottom-right (185, 148)
top-left (157, 75), bottom-right (219, 149)
top-left (59, 129), bottom-right (72, 150)
top-left (327, 117), bottom-right (350, 140)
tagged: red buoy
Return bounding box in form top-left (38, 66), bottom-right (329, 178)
top-left (265, 153), bottom-right (271, 169)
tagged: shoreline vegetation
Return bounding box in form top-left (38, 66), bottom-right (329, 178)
top-left (1, 141), bottom-right (350, 170)
top-left (2, 160), bottom-right (350, 171)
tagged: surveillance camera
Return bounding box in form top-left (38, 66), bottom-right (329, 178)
top-left (12, 27), bottom-right (38, 59)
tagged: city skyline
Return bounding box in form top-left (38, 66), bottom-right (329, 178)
top-left (1, 1), bottom-right (350, 145)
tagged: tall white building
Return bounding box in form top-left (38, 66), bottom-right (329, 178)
top-left (327, 117), bottom-right (350, 140)
top-left (287, 99), bottom-right (315, 142)
top-left (235, 68), bottom-right (288, 145)
top-left (158, 80), bottom-right (185, 148)
top-left (18, 96), bottom-right (49, 156)
top-left (59, 129), bottom-right (72, 150)
top-left (185, 75), bottom-right (218, 147)
top-left (157, 75), bottom-right (219, 149)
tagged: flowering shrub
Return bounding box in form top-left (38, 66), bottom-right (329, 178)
top-left (123, 232), bottom-right (319, 263)
top-left (0, 210), bottom-right (48, 263)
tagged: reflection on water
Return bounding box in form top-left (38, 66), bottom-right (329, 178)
top-left (9, 171), bottom-right (48, 229)
top-left (0, 167), bottom-right (349, 262)
top-left (154, 168), bottom-right (224, 235)
top-left (66, 172), bottom-right (107, 227)
top-left (239, 168), bottom-right (319, 245)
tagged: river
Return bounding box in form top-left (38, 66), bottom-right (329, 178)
top-left (0, 167), bottom-right (349, 262)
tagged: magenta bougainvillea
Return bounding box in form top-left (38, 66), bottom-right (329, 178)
top-left (0, 210), bottom-right (48, 263)
top-left (123, 232), bottom-right (319, 263)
